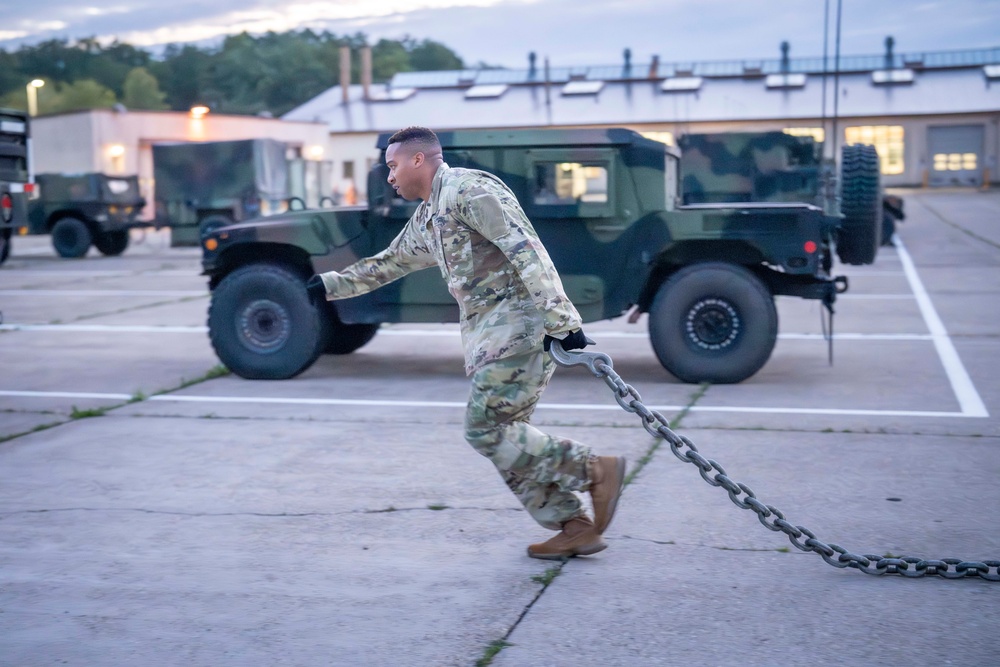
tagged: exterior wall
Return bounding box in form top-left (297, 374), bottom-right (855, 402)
top-left (31, 110), bottom-right (332, 218)
top-left (326, 132), bottom-right (381, 201)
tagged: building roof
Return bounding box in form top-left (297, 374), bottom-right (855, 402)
top-left (283, 46), bottom-right (1000, 133)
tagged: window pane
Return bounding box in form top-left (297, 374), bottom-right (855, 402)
top-left (845, 125), bottom-right (904, 175)
top-left (534, 163), bottom-right (608, 204)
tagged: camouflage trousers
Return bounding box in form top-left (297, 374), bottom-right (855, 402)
top-left (464, 348), bottom-right (592, 531)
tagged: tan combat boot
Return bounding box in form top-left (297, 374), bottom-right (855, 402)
top-left (589, 456), bottom-right (627, 534)
top-left (526, 516), bottom-right (607, 560)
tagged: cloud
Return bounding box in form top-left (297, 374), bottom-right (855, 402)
top-left (1, 0), bottom-right (996, 68)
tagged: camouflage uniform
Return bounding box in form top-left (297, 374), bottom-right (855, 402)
top-left (319, 164), bottom-right (592, 529)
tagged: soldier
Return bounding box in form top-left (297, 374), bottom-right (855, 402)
top-left (307, 126), bottom-right (626, 560)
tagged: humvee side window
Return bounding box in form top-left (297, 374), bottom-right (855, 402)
top-left (106, 179), bottom-right (131, 195)
top-left (533, 163), bottom-right (608, 205)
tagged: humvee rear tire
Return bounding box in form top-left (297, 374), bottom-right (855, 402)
top-left (321, 307), bottom-right (380, 355)
top-left (0, 228), bottom-right (11, 265)
top-left (52, 217), bottom-right (92, 258)
top-left (94, 230), bottom-right (130, 256)
top-left (648, 262), bottom-right (777, 384)
top-left (208, 264), bottom-right (324, 379)
top-left (837, 144), bottom-right (881, 265)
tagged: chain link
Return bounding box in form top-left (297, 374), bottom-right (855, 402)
top-left (549, 343), bottom-right (1000, 582)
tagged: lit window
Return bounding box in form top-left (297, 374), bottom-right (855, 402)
top-left (845, 125), bottom-right (905, 175)
top-left (640, 131), bottom-right (675, 147)
top-left (933, 153), bottom-right (978, 171)
top-left (533, 163), bottom-right (608, 204)
top-left (783, 127), bottom-right (825, 143)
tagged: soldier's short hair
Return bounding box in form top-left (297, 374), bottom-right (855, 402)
top-left (387, 126), bottom-right (441, 154)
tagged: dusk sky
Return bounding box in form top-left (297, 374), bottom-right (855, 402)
top-left (2, 0), bottom-right (998, 68)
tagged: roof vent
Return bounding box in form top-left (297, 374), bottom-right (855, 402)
top-left (661, 77), bottom-right (703, 92)
top-left (766, 73), bottom-right (806, 89)
top-left (871, 69), bottom-right (915, 85)
top-left (465, 84), bottom-right (509, 99)
top-left (562, 80), bottom-right (604, 95)
top-left (367, 87), bottom-right (417, 102)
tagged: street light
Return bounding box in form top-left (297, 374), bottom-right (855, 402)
top-left (26, 79), bottom-right (44, 117)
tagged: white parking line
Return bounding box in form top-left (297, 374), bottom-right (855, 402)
top-left (895, 236), bottom-right (989, 417)
top-left (0, 290), bottom-right (206, 297)
top-left (0, 390), bottom-right (976, 419)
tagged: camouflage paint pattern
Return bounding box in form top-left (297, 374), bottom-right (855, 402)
top-left (464, 349), bottom-right (591, 530)
top-left (319, 163), bottom-right (583, 374)
top-left (679, 131), bottom-right (822, 206)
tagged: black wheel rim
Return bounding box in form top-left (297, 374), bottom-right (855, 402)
top-left (238, 299), bottom-right (292, 353)
top-left (685, 298), bottom-right (741, 350)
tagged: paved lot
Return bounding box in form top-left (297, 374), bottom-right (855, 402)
top-left (1, 190), bottom-right (998, 666)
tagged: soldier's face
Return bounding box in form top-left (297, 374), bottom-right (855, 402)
top-left (385, 143), bottom-right (421, 200)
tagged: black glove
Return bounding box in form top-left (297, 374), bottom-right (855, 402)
top-left (306, 275), bottom-right (327, 302)
top-left (544, 329), bottom-right (592, 352)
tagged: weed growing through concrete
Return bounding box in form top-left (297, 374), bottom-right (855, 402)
top-left (475, 640), bottom-right (513, 667)
top-left (531, 566), bottom-right (562, 586)
top-left (70, 405), bottom-right (107, 419)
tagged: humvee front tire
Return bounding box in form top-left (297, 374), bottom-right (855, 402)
top-left (209, 264), bottom-right (324, 379)
top-left (94, 230), bottom-right (130, 256)
top-left (648, 262), bottom-right (778, 384)
top-left (51, 217), bottom-right (92, 258)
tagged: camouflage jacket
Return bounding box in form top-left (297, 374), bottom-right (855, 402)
top-left (319, 164), bottom-right (582, 374)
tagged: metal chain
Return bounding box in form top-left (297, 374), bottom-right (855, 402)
top-left (549, 343), bottom-right (1000, 581)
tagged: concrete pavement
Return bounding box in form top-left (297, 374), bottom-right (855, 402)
top-left (1, 190), bottom-right (998, 666)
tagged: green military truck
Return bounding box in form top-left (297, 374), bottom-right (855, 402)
top-left (0, 108), bottom-right (31, 266)
top-left (153, 139), bottom-right (296, 247)
top-left (23, 172), bottom-right (147, 258)
top-left (200, 128), bottom-right (881, 384)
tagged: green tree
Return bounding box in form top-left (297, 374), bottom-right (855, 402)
top-left (41, 79), bottom-right (117, 114)
top-left (122, 67), bottom-right (168, 110)
top-left (408, 39), bottom-right (464, 71)
top-left (151, 44), bottom-right (212, 111)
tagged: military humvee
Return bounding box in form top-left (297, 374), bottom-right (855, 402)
top-left (153, 139), bottom-right (318, 248)
top-left (201, 128), bottom-right (881, 384)
top-left (25, 173), bottom-right (147, 258)
top-left (0, 108), bottom-right (30, 266)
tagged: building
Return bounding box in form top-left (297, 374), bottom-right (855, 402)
top-left (285, 41), bottom-right (1000, 191)
top-left (31, 108), bottom-right (333, 218)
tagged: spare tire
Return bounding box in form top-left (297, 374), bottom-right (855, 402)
top-left (837, 144), bottom-right (881, 265)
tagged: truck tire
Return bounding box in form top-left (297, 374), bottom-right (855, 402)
top-left (648, 262), bottom-right (778, 384)
top-left (51, 217), bottom-right (92, 258)
top-left (837, 144), bottom-right (881, 265)
top-left (321, 306), bottom-right (379, 355)
top-left (93, 230), bottom-right (130, 256)
top-left (0, 228), bottom-right (11, 265)
top-left (208, 264), bottom-right (324, 379)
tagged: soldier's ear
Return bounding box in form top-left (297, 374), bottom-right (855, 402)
top-left (412, 150), bottom-right (425, 168)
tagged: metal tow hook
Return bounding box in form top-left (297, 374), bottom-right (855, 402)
top-left (548, 337), bottom-right (609, 376)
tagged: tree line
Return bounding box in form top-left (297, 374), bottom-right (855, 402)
top-left (0, 31), bottom-right (466, 117)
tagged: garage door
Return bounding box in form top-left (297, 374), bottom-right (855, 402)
top-left (928, 125), bottom-right (984, 187)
